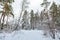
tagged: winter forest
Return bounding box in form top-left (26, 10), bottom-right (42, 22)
top-left (0, 0), bottom-right (60, 40)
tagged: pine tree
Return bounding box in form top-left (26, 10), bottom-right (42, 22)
top-left (40, 11), bottom-right (44, 22)
top-left (30, 10), bottom-right (34, 29)
top-left (0, 0), bottom-right (14, 29)
top-left (22, 10), bottom-right (28, 29)
top-left (56, 5), bottom-right (60, 26)
top-left (40, 0), bottom-right (50, 25)
top-left (34, 11), bottom-right (39, 29)
top-left (50, 2), bottom-right (57, 39)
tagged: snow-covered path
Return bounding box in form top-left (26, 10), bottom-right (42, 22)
top-left (0, 30), bottom-right (59, 40)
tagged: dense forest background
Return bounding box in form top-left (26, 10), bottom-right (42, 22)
top-left (0, 0), bottom-right (60, 30)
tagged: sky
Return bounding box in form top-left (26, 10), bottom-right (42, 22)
top-left (11, 0), bottom-right (60, 20)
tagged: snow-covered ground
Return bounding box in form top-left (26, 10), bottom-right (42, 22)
top-left (0, 30), bottom-right (60, 40)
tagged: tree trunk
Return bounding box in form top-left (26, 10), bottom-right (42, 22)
top-left (51, 21), bottom-right (55, 39)
top-left (6, 16), bottom-right (8, 27)
top-left (1, 15), bottom-right (5, 30)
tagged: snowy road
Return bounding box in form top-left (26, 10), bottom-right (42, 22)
top-left (0, 30), bottom-right (59, 40)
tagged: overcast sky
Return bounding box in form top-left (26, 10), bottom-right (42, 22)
top-left (11, 0), bottom-right (60, 19)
